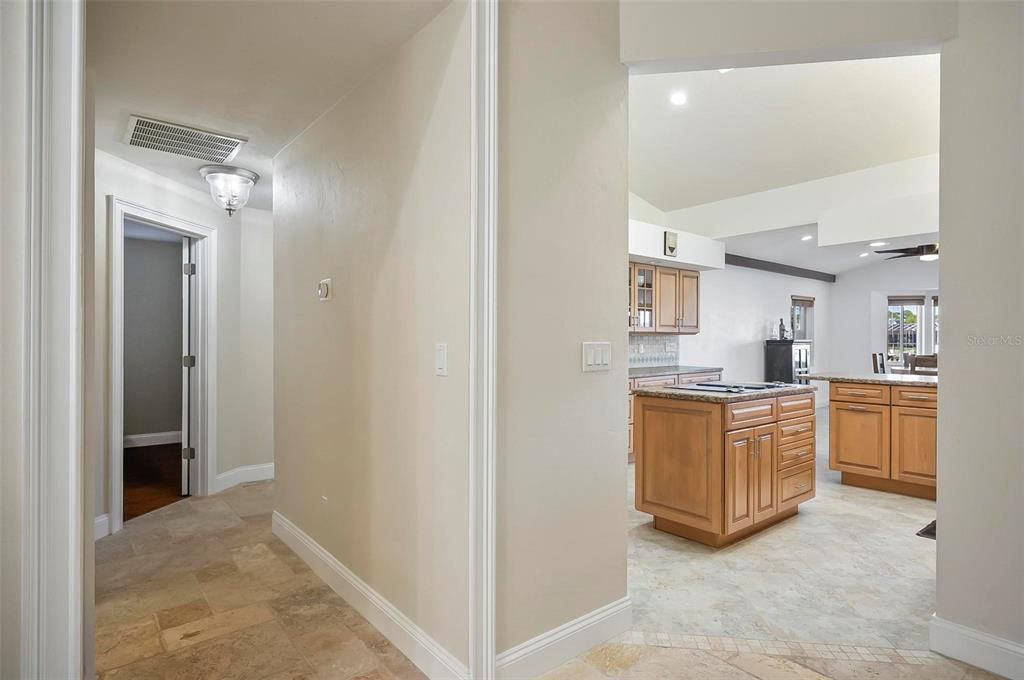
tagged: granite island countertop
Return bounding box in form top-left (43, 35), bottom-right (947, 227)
top-left (628, 365), bottom-right (724, 379)
top-left (632, 383), bottom-right (815, 404)
top-left (805, 372), bottom-right (938, 388)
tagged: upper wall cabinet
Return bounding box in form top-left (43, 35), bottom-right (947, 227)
top-left (628, 261), bottom-right (700, 335)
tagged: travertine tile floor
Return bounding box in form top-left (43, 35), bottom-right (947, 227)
top-left (94, 481), bottom-right (426, 679)
top-left (542, 407), bottom-right (999, 680)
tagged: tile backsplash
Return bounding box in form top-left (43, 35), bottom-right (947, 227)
top-left (629, 334), bottom-right (680, 367)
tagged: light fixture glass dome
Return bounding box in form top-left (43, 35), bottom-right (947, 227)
top-left (199, 165), bottom-right (259, 216)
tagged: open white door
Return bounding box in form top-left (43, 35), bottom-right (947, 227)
top-left (181, 237), bottom-right (197, 495)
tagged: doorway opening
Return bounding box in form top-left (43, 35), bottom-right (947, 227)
top-left (626, 53), bottom-right (940, 656)
top-left (108, 197), bottom-right (216, 533)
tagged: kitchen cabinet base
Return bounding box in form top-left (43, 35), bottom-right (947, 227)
top-left (653, 507), bottom-right (798, 548)
top-left (841, 472), bottom-right (936, 500)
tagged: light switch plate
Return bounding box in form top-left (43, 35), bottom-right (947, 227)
top-left (316, 278), bottom-right (332, 301)
top-left (581, 341), bottom-right (612, 372)
top-left (435, 343), bottom-right (448, 377)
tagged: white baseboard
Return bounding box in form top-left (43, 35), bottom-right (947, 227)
top-left (211, 463), bottom-right (275, 494)
top-left (931, 614), bottom-right (1024, 680)
top-left (496, 596), bottom-right (632, 680)
top-left (272, 511), bottom-right (468, 680)
top-left (123, 430), bottom-right (181, 448)
top-left (94, 514), bottom-right (110, 541)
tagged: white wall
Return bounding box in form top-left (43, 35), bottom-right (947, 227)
top-left (628, 192), bottom-right (665, 225)
top-left (498, 0), bottom-right (629, 654)
top-left (664, 155), bottom-right (938, 241)
top-left (675, 266), bottom-right (832, 382)
top-left (272, 1), bottom-right (471, 664)
top-left (933, 3), bottom-right (1024, 676)
top-left (620, 1), bottom-right (956, 72)
top-left (92, 150), bottom-right (274, 521)
top-left (628, 220), bottom-right (724, 270)
top-left (123, 237), bottom-right (183, 435)
top-left (826, 257), bottom-right (938, 376)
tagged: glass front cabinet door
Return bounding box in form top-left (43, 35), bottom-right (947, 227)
top-left (630, 263), bottom-right (656, 332)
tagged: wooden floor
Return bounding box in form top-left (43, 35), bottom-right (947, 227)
top-left (123, 443), bottom-right (185, 520)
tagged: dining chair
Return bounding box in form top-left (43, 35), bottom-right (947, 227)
top-left (872, 352), bottom-right (887, 374)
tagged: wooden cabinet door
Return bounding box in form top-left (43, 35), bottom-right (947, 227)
top-left (752, 425), bottom-right (777, 523)
top-left (654, 267), bottom-right (680, 333)
top-left (724, 429), bottom-right (755, 534)
top-left (829, 402), bottom-right (890, 478)
top-left (678, 269), bottom-right (699, 334)
top-left (891, 406), bottom-right (936, 486)
top-left (631, 263), bottom-right (656, 332)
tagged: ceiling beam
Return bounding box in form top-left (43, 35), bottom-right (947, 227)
top-left (725, 253), bottom-right (837, 282)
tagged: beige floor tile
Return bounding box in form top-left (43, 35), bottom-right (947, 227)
top-left (194, 559), bottom-right (241, 583)
top-left (269, 583), bottom-right (354, 637)
top-left (618, 647), bottom-right (762, 679)
top-left (539, 659), bottom-right (610, 680)
top-left (156, 598), bottom-right (214, 630)
top-left (95, 533), bottom-right (135, 564)
top-left (161, 603), bottom-right (276, 651)
top-left (102, 620), bottom-right (305, 680)
top-left (95, 616), bottom-right (163, 673)
top-left (793, 655), bottom-right (985, 679)
top-left (256, 662), bottom-right (318, 680)
top-left (712, 652), bottom-right (831, 679)
top-left (200, 565), bottom-right (318, 612)
top-left (583, 642), bottom-right (652, 674)
top-left (291, 627), bottom-right (379, 679)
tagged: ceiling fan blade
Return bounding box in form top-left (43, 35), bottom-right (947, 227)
top-left (886, 254), bottom-right (913, 260)
top-left (875, 247), bottom-right (918, 255)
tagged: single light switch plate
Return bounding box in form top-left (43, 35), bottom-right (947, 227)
top-left (582, 341), bottom-right (612, 372)
top-left (435, 343), bottom-right (448, 377)
top-left (316, 278), bottom-right (332, 301)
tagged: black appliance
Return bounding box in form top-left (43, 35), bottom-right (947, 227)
top-left (764, 340), bottom-right (811, 383)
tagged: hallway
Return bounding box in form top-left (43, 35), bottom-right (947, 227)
top-left (94, 482), bottom-right (425, 679)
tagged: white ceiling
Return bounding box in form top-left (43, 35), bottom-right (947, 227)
top-left (721, 224), bottom-right (939, 275)
top-left (630, 55), bottom-right (940, 212)
top-left (88, 0), bottom-right (449, 210)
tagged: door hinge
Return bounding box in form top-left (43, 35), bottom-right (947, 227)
top-left (181, 447), bottom-right (196, 460)
top-left (183, 355), bottom-right (196, 368)
top-left (183, 263), bottom-right (196, 275)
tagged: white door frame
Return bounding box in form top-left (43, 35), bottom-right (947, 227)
top-left (469, 0), bottom-right (498, 677)
top-left (108, 196), bottom-right (218, 534)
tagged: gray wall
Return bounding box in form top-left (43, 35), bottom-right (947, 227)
top-left (123, 236), bottom-right (183, 435)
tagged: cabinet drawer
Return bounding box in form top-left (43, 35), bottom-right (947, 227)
top-left (778, 392), bottom-right (815, 419)
top-left (778, 438), bottom-right (815, 471)
top-left (778, 461), bottom-right (815, 511)
top-left (676, 372), bottom-right (721, 384)
top-left (724, 398), bottom-right (777, 430)
top-left (892, 386), bottom-right (937, 408)
top-left (830, 382), bottom-right (890, 405)
top-left (634, 375), bottom-right (678, 388)
top-left (778, 414), bottom-right (815, 447)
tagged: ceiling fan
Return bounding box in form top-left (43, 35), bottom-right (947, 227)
top-left (874, 243), bottom-right (939, 261)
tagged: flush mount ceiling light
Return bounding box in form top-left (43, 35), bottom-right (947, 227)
top-left (869, 241), bottom-right (888, 247)
top-left (669, 91), bottom-right (688, 107)
top-left (718, 68), bottom-right (734, 73)
top-left (801, 235), bottom-right (813, 241)
top-left (859, 252), bottom-right (870, 258)
top-left (920, 253), bottom-right (939, 261)
top-left (199, 165), bottom-right (259, 216)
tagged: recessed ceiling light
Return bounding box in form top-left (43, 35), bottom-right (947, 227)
top-left (718, 68), bottom-right (734, 74)
top-left (869, 241), bottom-right (887, 247)
top-left (859, 252), bottom-right (870, 258)
top-left (801, 235), bottom-right (813, 241)
top-left (669, 91), bottom-right (688, 107)
top-left (920, 254), bottom-right (939, 262)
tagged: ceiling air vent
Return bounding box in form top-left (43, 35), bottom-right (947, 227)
top-left (124, 115), bottom-right (247, 163)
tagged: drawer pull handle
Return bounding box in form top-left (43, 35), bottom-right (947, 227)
top-left (789, 426), bottom-right (810, 433)
top-left (794, 483), bottom-right (808, 490)
top-left (846, 405), bottom-right (868, 411)
top-left (845, 390), bottom-right (868, 396)
top-left (905, 394), bottom-right (932, 401)
top-left (734, 404), bottom-right (771, 415)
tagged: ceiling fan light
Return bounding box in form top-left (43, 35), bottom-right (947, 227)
top-left (199, 165), bottom-right (259, 216)
top-left (920, 254), bottom-right (939, 261)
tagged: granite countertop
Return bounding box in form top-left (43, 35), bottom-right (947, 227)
top-left (632, 383), bottom-right (815, 404)
top-left (805, 372), bottom-right (938, 387)
top-left (628, 365), bottom-right (724, 379)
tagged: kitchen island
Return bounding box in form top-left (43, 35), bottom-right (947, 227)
top-left (632, 382), bottom-right (817, 547)
top-left (807, 373), bottom-right (937, 499)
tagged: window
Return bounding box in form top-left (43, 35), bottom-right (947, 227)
top-left (887, 296), bottom-right (925, 363)
top-left (791, 296), bottom-right (814, 340)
